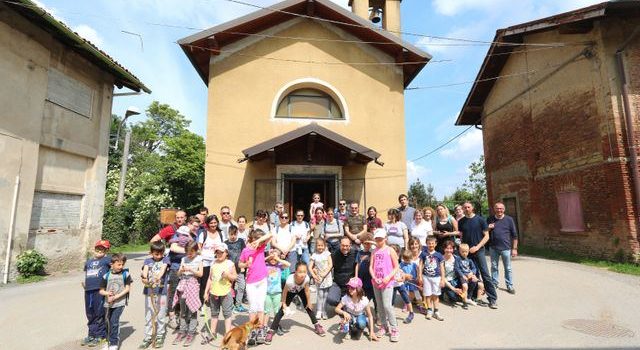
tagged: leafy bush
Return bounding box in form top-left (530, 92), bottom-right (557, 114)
top-left (102, 204), bottom-right (129, 246)
top-left (16, 249), bottom-right (47, 277)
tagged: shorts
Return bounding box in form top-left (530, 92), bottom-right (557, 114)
top-left (264, 293), bottom-right (282, 316)
top-left (422, 276), bottom-right (441, 296)
top-left (210, 293), bottom-right (234, 319)
top-left (246, 278), bottom-right (268, 313)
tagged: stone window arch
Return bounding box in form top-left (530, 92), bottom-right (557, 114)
top-left (271, 78), bottom-right (348, 121)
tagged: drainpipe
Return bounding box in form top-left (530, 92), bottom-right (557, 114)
top-left (4, 175), bottom-right (20, 284)
top-left (616, 26), bottom-right (640, 236)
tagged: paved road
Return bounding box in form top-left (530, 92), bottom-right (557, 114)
top-left (1, 254), bottom-right (639, 350)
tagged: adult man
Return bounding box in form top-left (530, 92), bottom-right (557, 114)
top-left (397, 194), bottom-right (416, 231)
top-left (458, 202), bottom-right (498, 309)
top-left (326, 237), bottom-right (358, 307)
top-left (218, 206), bottom-right (237, 241)
top-left (334, 199), bottom-right (349, 222)
top-left (150, 210), bottom-right (186, 242)
top-left (487, 202), bottom-right (518, 294)
top-left (344, 201), bottom-right (367, 245)
top-left (269, 202), bottom-right (284, 228)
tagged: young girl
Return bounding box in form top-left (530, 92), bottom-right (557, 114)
top-left (335, 277), bottom-right (378, 341)
top-left (203, 243), bottom-right (237, 344)
top-left (238, 229), bottom-right (272, 346)
top-left (309, 238), bottom-right (333, 320)
top-left (172, 241), bottom-right (203, 346)
top-left (418, 236), bottom-right (445, 321)
top-left (369, 229), bottom-right (400, 342)
top-left (236, 215), bottom-right (250, 242)
top-left (264, 248), bottom-right (291, 335)
top-left (265, 262), bottom-right (326, 344)
top-left (309, 192), bottom-right (324, 219)
top-left (199, 215), bottom-right (223, 304)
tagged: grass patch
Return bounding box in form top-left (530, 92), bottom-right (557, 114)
top-left (16, 275), bottom-right (46, 284)
top-left (110, 242), bottom-right (149, 254)
top-left (521, 246), bottom-right (640, 276)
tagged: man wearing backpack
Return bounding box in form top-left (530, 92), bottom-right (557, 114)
top-left (150, 210), bottom-right (187, 243)
top-left (290, 209), bottom-right (311, 265)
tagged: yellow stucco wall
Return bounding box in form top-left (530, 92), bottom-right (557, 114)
top-left (205, 19), bottom-right (407, 216)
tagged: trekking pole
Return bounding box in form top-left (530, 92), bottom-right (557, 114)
top-left (148, 282), bottom-right (159, 348)
top-left (200, 299), bottom-right (214, 344)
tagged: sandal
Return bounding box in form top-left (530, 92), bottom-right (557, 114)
top-left (200, 334), bottom-right (215, 345)
top-left (153, 337), bottom-right (164, 348)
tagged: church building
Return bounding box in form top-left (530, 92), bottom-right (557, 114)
top-left (179, 0), bottom-right (430, 217)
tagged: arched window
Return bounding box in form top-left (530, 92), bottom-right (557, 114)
top-left (275, 88), bottom-right (344, 120)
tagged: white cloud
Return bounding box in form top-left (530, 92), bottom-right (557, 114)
top-left (73, 24), bottom-right (104, 47)
top-left (32, 0), bottom-right (64, 21)
top-left (440, 128), bottom-right (483, 157)
top-left (407, 161), bottom-right (431, 185)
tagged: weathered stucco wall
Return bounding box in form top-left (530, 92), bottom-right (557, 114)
top-left (482, 17), bottom-right (640, 260)
top-left (205, 19), bottom-right (407, 217)
top-left (0, 5), bottom-right (114, 279)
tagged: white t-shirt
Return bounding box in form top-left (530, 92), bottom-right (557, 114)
top-left (198, 231), bottom-right (222, 267)
top-left (285, 274), bottom-right (310, 294)
top-left (384, 221), bottom-right (408, 247)
top-left (275, 224), bottom-right (294, 250)
top-left (218, 220), bottom-right (238, 241)
top-left (237, 227), bottom-right (250, 242)
top-left (180, 255), bottom-right (203, 278)
top-left (410, 220), bottom-right (432, 246)
top-left (290, 221), bottom-right (309, 250)
top-left (340, 295), bottom-right (370, 316)
top-left (252, 222), bottom-right (271, 235)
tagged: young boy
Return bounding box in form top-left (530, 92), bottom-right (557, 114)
top-left (139, 241), bottom-right (170, 349)
top-left (418, 237), bottom-right (445, 321)
top-left (100, 253), bottom-right (133, 350)
top-left (82, 240), bottom-right (111, 346)
top-left (225, 225), bottom-right (247, 313)
top-left (455, 243), bottom-right (484, 305)
top-left (399, 249), bottom-right (418, 323)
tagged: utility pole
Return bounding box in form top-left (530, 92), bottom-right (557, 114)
top-left (116, 130), bottom-right (131, 206)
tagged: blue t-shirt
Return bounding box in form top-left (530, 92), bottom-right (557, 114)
top-left (454, 256), bottom-right (477, 278)
top-left (84, 256), bottom-right (111, 291)
top-left (266, 263), bottom-right (284, 295)
top-left (486, 215), bottom-right (517, 251)
top-left (458, 215), bottom-right (488, 248)
top-left (420, 250), bottom-right (444, 277)
top-left (400, 261), bottom-right (418, 280)
top-left (142, 256), bottom-right (170, 295)
top-left (356, 250), bottom-right (373, 290)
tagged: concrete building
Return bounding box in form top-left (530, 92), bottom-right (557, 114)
top-left (457, 1), bottom-right (640, 261)
top-left (0, 0), bottom-right (149, 279)
top-left (179, 0), bottom-right (430, 218)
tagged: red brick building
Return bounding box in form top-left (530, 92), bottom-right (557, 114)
top-left (457, 1), bottom-right (640, 261)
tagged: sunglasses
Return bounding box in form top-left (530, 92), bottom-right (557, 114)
top-left (280, 216), bottom-right (289, 219)
top-left (222, 212), bottom-right (230, 215)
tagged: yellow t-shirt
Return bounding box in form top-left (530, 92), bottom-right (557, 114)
top-left (209, 259), bottom-right (234, 296)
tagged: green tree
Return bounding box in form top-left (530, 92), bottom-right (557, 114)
top-left (464, 155), bottom-right (488, 213)
top-left (424, 183), bottom-right (437, 208)
top-left (408, 179), bottom-right (427, 208)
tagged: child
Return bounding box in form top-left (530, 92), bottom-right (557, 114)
top-left (264, 248), bottom-right (291, 335)
top-left (335, 277), bottom-right (378, 341)
top-left (309, 238), bottom-right (333, 320)
top-left (406, 238), bottom-right (423, 307)
top-left (236, 215), bottom-right (250, 242)
top-left (203, 243), bottom-right (237, 343)
top-left (167, 225), bottom-right (194, 328)
top-left (238, 229), bottom-right (273, 346)
top-left (309, 192), bottom-right (324, 219)
top-left (225, 225), bottom-right (247, 313)
top-left (418, 236), bottom-right (445, 321)
top-left (139, 241), bottom-right (170, 349)
top-left (354, 235), bottom-right (375, 310)
top-left (172, 241), bottom-right (203, 346)
top-left (442, 240), bottom-right (466, 308)
top-left (81, 240), bottom-right (111, 347)
top-left (369, 229), bottom-right (400, 342)
top-left (397, 248), bottom-right (418, 323)
top-left (100, 253), bottom-right (132, 350)
top-left (265, 262), bottom-right (326, 344)
top-left (455, 243), bottom-right (484, 305)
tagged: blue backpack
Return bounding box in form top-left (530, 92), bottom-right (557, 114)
top-left (104, 268), bottom-right (130, 305)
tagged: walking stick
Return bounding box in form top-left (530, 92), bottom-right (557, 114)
top-left (148, 283), bottom-right (160, 347)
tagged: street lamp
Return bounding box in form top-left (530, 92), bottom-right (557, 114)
top-left (113, 106), bottom-right (141, 151)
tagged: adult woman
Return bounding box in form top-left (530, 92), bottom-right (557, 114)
top-left (410, 209), bottom-right (433, 246)
top-left (198, 215), bottom-right (224, 303)
top-left (322, 208), bottom-right (343, 254)
top-left (366, 206), bottom-right (383, 233)
top-left (384, 208), bottom-right (408, 249)
top-left (252, 210), bottom-right (271, 234)
top-left (272, 213), bottom-right (295, 266)
top-left (236, 215), bottom-right (251, 241)
top-left (434, 204), bottom-right (459, 253)
top-left (310, 207), bottom-right (325, 254)
top-left (453, 204), bottom-right (464, 221)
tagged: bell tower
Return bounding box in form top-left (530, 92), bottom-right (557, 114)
top-left (349, 0), bottom-right (402, 35)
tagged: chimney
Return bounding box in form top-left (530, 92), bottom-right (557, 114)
top-left (349, 0), bottom-right (402, 36)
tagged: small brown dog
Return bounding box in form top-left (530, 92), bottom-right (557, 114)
top-left (220, 318), bottom-right (261, 350)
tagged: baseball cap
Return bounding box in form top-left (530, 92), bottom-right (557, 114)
top-left (346, 277), bottom-right (363, 289)
top-left (95, 240), bottom-right (111, 249)
top-left (373, 228), bottom-right (386, 239)
top-left (215, 243), bottom-right (228, 252)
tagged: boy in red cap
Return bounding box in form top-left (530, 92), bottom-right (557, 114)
top-left (81, 240), bottom-right (112, 346)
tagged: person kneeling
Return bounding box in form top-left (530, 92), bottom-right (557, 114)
top-left (335, 277), bottom-right (377, 341)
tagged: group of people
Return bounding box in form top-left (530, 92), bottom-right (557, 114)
top-left (81, 193), bottom-right (518, 349)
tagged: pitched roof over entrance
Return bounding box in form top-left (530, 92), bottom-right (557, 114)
top-left (456, 0), bottom-right (639, 125)
top-left (240, 122), bottom-right (382, 165)
top-left (178, 0), bottom-right (431, 88)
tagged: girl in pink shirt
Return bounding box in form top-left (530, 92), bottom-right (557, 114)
top-left (369, 228), bottom-right (400, 342)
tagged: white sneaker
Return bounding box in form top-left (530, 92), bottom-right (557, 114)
top-left (108, 345), bottom-right (118, 350)
top-left (316, 311), bottom-right (322, 319)
top-left (466, 299), bottom-right (477, 306)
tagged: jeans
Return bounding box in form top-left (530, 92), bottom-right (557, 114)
top-left (105, 306), bottom-right (125, 346)
top-left (144, 294), bottom-right (168, 339)
top-left (490, 248), bottom-right (513, 289)
top-left (348, 314), bottom-right (368, 340)
top-left (85, 290), bottom-right (106, 339)
top-left (287, 248), bottom-right (309, 267)
top-left (166, 269), bottom-right (180, 316)
top-left (470, 247), bottom-right (497, 303)
top-left (326, 239), bottom-right (340, 254)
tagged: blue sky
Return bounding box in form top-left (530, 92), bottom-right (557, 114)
top-left (36, 0), bottom-right (601, 199)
